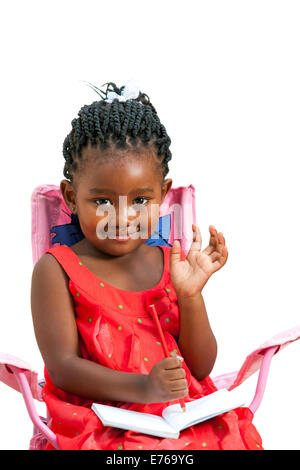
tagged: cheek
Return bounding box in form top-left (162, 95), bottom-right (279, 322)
top-left (128, 205), bottom-right (158, 237)
top-left (79, 205), bottom-right (112, 231)
top-left (147, 203), bottom-right (160, 234)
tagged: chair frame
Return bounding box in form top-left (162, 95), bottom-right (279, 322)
top-left (5, 345), bottom-right (279, 450)
top-left (1, 183), bottom-right (298, 449)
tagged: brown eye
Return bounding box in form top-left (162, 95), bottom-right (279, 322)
top-left (133, 197), bottom-right (149, 205)
top-left (95, 198), bottom-right (113, 206)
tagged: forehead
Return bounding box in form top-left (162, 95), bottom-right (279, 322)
top-left (76, 143), bottom-right (162, 192)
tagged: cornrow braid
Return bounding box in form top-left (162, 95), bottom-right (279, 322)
top-left (62, 81), bottom-right (172, 185)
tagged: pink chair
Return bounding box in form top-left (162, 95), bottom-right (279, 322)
top-left (0, 183), bottom-right (299, 450)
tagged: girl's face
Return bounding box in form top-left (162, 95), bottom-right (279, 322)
top-left (60, 143), bottom-right (172, 256)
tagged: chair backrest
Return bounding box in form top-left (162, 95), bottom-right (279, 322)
top-left (31, 183), bottom-right (197, 265)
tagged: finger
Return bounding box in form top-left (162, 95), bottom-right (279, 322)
top-left (210, 246), bottom-right (228, 268)
top-left (164, 355), bottom-right (184, 370)
top-left (210, 251), bottom-right (223, 263)
top-left (210, 244), bottom-right (228, 263)
top-left (166, 368), bottom-right (186, 381)
top-left (221, 244), bottom-right (229, 260)
top-left (218, 232), bottom-right (225, 245)
top-left (215, 232), bottom-right (227, 256)
top-left (210, 253), bottom-right (223, 267)
top-left (170, 239), bottom-right (182, 264)
top-left (168, 389), bottom-right (189, 399)
top-left (202, 225), bottom-right (219, 256)
top-left (210, 232), bottom-right (224, 256)
top-left (210, 225), bottom-right (219, 247)
top-left (169, 379), bottom-right (188, 392)
top-left (170, 350), bottom-right (183, 361)
top-left (188, 224), bottom-right (202, 252)
top-left (217, 231), bottom-right (225, 248)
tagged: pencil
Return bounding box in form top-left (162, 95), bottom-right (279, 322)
top-left (149, 304), bottom-right (186, 412)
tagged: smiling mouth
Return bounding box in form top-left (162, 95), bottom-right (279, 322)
top-left (109, 226), bottom-right (142, 237)
top-left (115, 234), bottom-right (133, 239)
top-left (107, 230), bottom-right (139, 239)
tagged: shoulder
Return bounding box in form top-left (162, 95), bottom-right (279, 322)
top-left (31, 251), bottom-right (70, 291)
top-left (31, 252), bottom-right (75, 325)
top-left (33, 249), bottom-right (66, 273)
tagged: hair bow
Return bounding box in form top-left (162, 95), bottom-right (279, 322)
top-left (104, 78), bottom-right (141, 103)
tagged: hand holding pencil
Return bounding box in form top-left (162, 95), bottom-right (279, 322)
top-left (143, 347), bottom-right (188, 410)
top-left (145, 304), bottom-right (188, 412)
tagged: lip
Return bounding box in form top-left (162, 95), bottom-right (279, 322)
top-left (114, 235), bottom-right (131, 241)
top-left (110, 231), bottom-right (137, 241)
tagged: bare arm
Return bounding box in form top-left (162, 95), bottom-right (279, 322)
top-left (31, 254), bottom-right (148, 403)
top-left (177, 292), bottom-right (217, 381)
top-left (170, 225), bottom-right (228, 382)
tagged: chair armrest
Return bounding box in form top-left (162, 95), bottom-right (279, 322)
top-left (9, 365), bottom-right (60, 450)
top-left (248, 345), bottom-right (278, 414)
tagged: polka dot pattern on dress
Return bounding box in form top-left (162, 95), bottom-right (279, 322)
top-left (42, 244), bottom-right (264, 451)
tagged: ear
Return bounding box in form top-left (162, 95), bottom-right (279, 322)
top-left (161, 178), bottom-right (172, 201)
top-left (60, 179), bottom-right (77, 213)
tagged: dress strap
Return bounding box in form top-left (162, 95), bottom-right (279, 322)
top-left (45, 244), bottom-right (186, 302)
top-left (45, 244), bottom-right (85, 286)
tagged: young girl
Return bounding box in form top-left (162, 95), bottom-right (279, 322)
top-left (31, 79), bottom-right (263, 450)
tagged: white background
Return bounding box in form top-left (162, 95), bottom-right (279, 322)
top-left (0, 0), bottom-right (299, 450)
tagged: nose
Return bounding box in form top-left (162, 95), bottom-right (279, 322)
top-left (115, 197), bottom-right (130, 229)
top-left (115, 196), bottom-right (139, 232)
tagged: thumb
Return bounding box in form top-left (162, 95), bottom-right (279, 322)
top-left (170, 239), bottom-right (181, 264)
top-left (170, 350), bottom-right (184, 362)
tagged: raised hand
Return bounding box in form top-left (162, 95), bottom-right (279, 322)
top-left (170, 224), bottom-right (228, 298)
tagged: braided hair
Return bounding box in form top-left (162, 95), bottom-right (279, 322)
top-left (62, 82), bottom-right (172, 187)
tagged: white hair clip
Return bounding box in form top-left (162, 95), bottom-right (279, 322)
top-left (104, 78), bottom-right (141, 104)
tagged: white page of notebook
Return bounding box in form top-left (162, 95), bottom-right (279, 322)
top-left (91, 403), bottom-right (178, 439)
top-left (162, 388), bottom-right (246, 432)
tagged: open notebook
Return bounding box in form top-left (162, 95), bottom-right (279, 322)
top-left (91, 388), bottom-right (246, 439)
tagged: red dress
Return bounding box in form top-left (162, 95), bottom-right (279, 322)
top-left (43, 244), bottom-right (263, 450)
